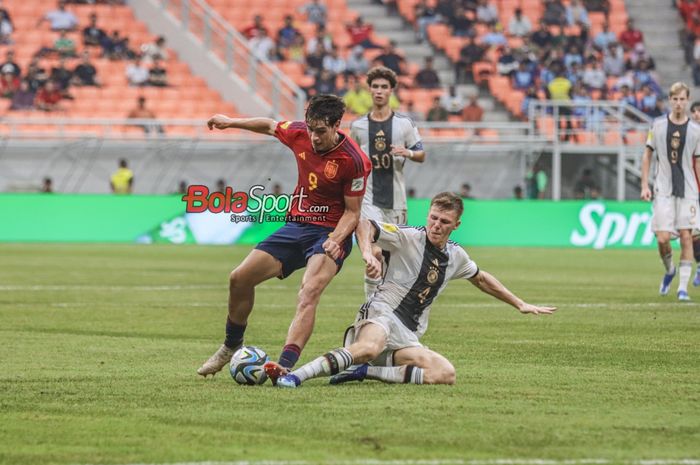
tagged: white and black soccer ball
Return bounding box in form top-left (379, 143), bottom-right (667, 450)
top-left (229, 346), bottom-right (269, 385)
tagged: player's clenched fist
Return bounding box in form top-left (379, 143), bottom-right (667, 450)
top-left (207, 114), bottom-right (232, 130)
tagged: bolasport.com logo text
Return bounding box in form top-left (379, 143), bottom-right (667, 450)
top-left (181, 184), bottom-right (329, 223)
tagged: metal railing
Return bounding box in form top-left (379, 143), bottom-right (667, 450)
top-left (156, 0), bottom-right (305, 119)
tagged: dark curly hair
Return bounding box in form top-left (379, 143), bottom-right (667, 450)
top-left (305, 94), bottom-right (346, 127)
top-left (366, 66), bottom-right (398, 89)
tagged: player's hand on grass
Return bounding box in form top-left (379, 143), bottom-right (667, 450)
top-left (207, 114), bottom-right (232, 130)
top-left (518, 303), bottom-right (557, 315)
top-left (323, 238), bottom-right (342, 260)
top-left (640, 186), bottom-right (652, 201)
top-left (363, 252), bottom-right (382, 279)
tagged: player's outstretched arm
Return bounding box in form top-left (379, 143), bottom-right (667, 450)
top-left (640, 146), bottom-right (653, 201)
top-left (468, 270), bottom-right (556, 315)
top-left (206, 114), bottom-right (277, 136)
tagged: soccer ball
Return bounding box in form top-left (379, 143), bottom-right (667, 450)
top-left (229, 346), bottom-right (269, 385)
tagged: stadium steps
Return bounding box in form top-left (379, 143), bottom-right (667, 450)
top-left (624, 0), bottom-right (690, 91)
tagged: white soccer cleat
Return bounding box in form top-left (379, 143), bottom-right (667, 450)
top-left (197, 344), bottom-right (235, 377)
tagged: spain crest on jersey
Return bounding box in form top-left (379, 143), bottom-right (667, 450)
top-left (324, 160), bottom-right (339, 179)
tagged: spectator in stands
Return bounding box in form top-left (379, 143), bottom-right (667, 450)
top-left (322, 47), bottom-right (346, 76)
top-left (582, 58), bottom-right (606, 91)
top-left (305, 45), bottom-right (326, 76)
top-left (72, 51), bottom-right (99, 87)
top-left (450, 6), bottom-right (474, 37)
top-left (277, 15), bottom-right (301, 50)
top-left (50, 57), bottom-right (73, 97)
top-left (110, 159), bottom-right (134, 194)
top-left (0, 49), bottom-right (18, 78)
top-left (83, 13), bottom-right (106, 47)
top-left (288, 35), bottom-right (306, 64)
top-left (460, 183), bottom-right (474, 199)
top-left (250, 28), bottom-right (276, 61)
top-left (103, 30), bottom-right (133, 60)
top-left (521, 86), bottom-right (539, 119)
top-left (426, 96), bottom-right (448, 121)
top-left (461, 95), bottom-right (484, 122)
top-left (128, 96), bottom-right (164, 135)
top-left (215, 178), bottom-right (226, 193)
top-left (35, 80), bottom-right (62, 111)
top-left (0, 69), bottom-right (18, 98)
top-left (526, 161), bottom-right (548, 199)
top-left (512, 61), bottom-right (535, 90)
top-left (571, 82), bottom-right (592, 118)
top-left (440, 85), bottom-right (465, 115)
top-left (547, 67), bottom-right (572, 101)
top-left (513, 185), bottom-right (524, 200)
top-left (141, 36), bottom-right (169, 64)
top-left (375, 41), bottom-right (406, 75)
top-left (54, 30), bottom-right (77, 57)
top-left (343, 75), bottom-right (372, 115)
top-left (0, 1), bottom-right (13, 45)
top-left (543, 0), bottom-right (567, 26)
top-left (10, 80), bottom-right (35, 110)
top-left (455, 36), bottom-right (486, 83)
top-left (414, 56), bottom-right (441, 89)
top-left (346, 45), bottom-right (370, 76)
top-left (639, 84), bottom-right (661, 117)
top-left (299, 0), bottom-right (327, 27)
top-left (573, 168), bottom-right (599, 199)
top-left (475, 0), bottom-right (498, 25)
top-left (414, 0), bottom-right (440, 42)
top-left (593, 21), bottom-right (617, 51)
top-left (567, 61), bottom-right (583, 86)
top-left (306, 24), bottom-right (333, 55)
top-left (312, 69), bottom-right (337, 95)
top-left (481, 23), bottom-right (507, 47)
top-left (530, 20), bottom-right (553, 50)
top-left (603, 42), bottom-right (625, 76)
top-left (126, 57), bottom-right (149, 87)
top-left (346, 17), bottom-right (381, 49)
top-left (619, 19), bottom-right (644, 51)
top-left (407, 187), bottom-right (416, 199)
top-left (405, 100), bottom-right (423, 121)
top-left (693, 58), bottom-right (700, 86)
top-left (26, 59), bottom-right (48, 92)
top-left (38, 0), bottom-right (78, 31)
top-left (497, 46), bottom-right (518, 76)
top-left (242, 15), bottom-right (267, 40)
top-left (633, 59), bottom-right (660, 93)
top-left (566, 0), bottom-right (590, 27)
top-left (563, 45), bottom-right (583, 70)
top-left (617, 84), bottom-right (638, 108)
top-left (583, 0), bottom-right (610, 17)
top-left (148, 58), bottom-right (168, 87)
top-left (627, 43), bottom-right (656, 71)
top-left (41, 177), bottom-right (53, 193)
top-left (508, 8), bottom-right (532, 37)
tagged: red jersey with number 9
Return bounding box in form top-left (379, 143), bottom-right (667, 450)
top-left (274, 121), bottom-right (371, 228)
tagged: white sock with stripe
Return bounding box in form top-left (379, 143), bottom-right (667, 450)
top-left (291, 348), bottom-right (353, 383)
top-left (366, 365), bottom-right (424, 384)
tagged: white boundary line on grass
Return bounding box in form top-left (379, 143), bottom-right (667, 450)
top-left (79, 459), bottom-right (700, 465)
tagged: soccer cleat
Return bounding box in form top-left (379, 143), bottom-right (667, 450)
top-left (659, 270), bottom-right (676, 296)
top-left (678, 290), bottom-right (691, 301)
top-left (263, 361), bottom-right (289, 385)
top-left (276, 374), bottom-right (301, 388)
top-left (693, 268), bottom-right (700, 287)
top-left (329, 364), bottom-right (368, 385)
top-left (197, 344), bottom-right (236, 377)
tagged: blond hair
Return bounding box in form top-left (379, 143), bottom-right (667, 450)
top-left (430, 192), bottom-right (464, 218)
top-left (669, 82), bottom-right (690, 98)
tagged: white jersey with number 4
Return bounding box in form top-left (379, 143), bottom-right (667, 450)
top-left (362, 221), bottom-right (479, 338)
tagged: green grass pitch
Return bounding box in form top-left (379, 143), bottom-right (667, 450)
top-left (0, 243), bottom-right (698, 465)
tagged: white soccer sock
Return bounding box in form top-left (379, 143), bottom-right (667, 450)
top-left (662, 252), bottom-right (675, 274)
top-left (678, 260), bottom-right (692, 293)
top-left (291, 348), bottom-right (353, 383)
top-left (364, 276), bottom-right (381, 299)
top-left (366, 365), bottom-right (424, 384)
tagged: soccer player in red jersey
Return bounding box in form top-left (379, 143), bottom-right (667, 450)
top-left (198, 95), bottom-right (372, 381)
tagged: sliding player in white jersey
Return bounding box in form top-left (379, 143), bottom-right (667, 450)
top-left (641, 82), bottom-right (700, 300)
top-left (270, 192), bottom-right (556, 388)
top-left (350, 66), bottom-right (426, 298)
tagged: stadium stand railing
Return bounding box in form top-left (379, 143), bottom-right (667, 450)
top-left (154, 0), bottom-right (306, 119)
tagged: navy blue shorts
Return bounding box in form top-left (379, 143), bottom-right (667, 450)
top-left (255, 222), bottom-right (353, 279)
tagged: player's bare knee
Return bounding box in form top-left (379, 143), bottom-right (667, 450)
top-left (298, 281), bottom-right (325, 306)
top-left (349, 340), bottom-right (382, 363)
top-left (229, 269), bottom-right (251, 290)
top-left (422, 365), bottom-right (456, 385)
